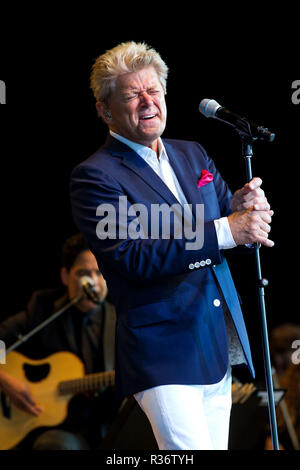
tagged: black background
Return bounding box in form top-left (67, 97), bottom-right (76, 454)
top-left (0, 36), bottom-right (299, 382)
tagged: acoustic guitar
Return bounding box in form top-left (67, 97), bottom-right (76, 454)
top-left (0, 351), bottom-right (115, 450)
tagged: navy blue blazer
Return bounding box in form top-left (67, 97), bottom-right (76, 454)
top-left (70, 135), bottom-right (255, 400)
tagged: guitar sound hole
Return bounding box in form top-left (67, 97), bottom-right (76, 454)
top-left (22, 363), bottom-right (50, 382)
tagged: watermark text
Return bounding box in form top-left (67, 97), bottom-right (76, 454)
top-left (0, 80), bottom-right (6, 104)
top-left (0, 340), bottom-right (6, 364)
top-left (291, 80), bottom-right (300, 105)
top-left (291, 339), bottom-right (300, 365)
top-left (96, 196), bottom-right (205, 250)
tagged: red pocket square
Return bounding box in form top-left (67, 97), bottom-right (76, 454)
top-left (197, 169), bottom-right (213, 188)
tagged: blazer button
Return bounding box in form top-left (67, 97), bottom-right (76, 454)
top-left (200, 260), bottom-right (206, 267)
top-left (189, 263), bottom-right (195, 270)
top-left (213, 299), bottom-right (221, 307)
top-left (206, 259), bottom-right (212, 265)
top-left (194, 262), bottom-right (200, 268)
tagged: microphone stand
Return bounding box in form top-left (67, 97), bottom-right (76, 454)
top-left (6, 294), bottom-right (85, 354)
top-left (238, 126), bottom-right (279, 451)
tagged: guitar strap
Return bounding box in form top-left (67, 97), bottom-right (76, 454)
top-left (103, 301), bottom-right (116, 372)
top-left (81, 301), bottom-right (116, 374)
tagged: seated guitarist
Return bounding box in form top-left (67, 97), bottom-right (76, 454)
top-left (0, 233), bottom-right (119, 450)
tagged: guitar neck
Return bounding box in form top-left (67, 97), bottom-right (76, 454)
top-left (57, 370), bottom-right (115, 396)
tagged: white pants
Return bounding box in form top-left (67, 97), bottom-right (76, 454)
top-left (134, 366), bottom-right (232, 450)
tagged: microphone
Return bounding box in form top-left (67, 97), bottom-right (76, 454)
top-left (199, 98), bottom-right (275, 142)
top-left (80, 276), bottom-right (101, 304)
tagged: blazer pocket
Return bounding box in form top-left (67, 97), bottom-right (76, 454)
top-left (199, 181), bottom-right (215, 194)
top-left (126, 300), bottom-right (177, 328)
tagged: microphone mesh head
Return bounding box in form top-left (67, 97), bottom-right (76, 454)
top-left (80, 275), bottom-right (101, 304)
top-left (199, 99), bottom-right (221, 118)
top-left (80, 275), bottom-right (94, 288)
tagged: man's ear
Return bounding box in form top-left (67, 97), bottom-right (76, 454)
top-left (96, 101), bottom-right (112, 122)
top-left (60, 267), bottom-right (69, 287)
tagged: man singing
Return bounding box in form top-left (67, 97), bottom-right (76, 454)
top-left (70, 41), bottom-right (274, 450)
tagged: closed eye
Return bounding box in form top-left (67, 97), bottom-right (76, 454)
top-left (122, 89), bottom-right (161, 102)
top-left (122, 93), bottom-right (138, 102)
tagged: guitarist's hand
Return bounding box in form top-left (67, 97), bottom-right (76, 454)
top-left (0, 371), bottom-right (43, 416)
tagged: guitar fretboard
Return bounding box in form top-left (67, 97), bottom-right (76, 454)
top-left (57, 371), bottom-right (115, 395)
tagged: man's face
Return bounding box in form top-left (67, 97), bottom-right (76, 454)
top-left (98, 66), bottom-right (167, 151)
top-left (61, 250), bottom-right (108, 313)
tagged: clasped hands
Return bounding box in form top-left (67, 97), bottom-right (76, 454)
top-left (228, 177), bottom-right (274, 248)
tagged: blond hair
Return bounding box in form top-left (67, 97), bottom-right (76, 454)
top-left (90, 41), bottom-right (169, 103)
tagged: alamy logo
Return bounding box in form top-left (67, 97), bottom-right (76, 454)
top-left (0, 80), bottom-right (6, 104)
top-left (291, 339), bottom-right (300, 365)
top-left (96, 196), bottom-right (205, 250)
top-left (291, 80), bottom-right (300, 105)
top-left (0, 340), bottom-right (6, 364)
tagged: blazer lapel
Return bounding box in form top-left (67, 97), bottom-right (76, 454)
top-left (54, 294), bottom-right (81, 355)
top-left (163, 140), bottom-right (204, 219)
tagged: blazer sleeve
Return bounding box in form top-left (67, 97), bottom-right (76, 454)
top-left (0, 291), bottom-right (55, 348)
top-left (0, 306), bottom-right (32, 348)
top-left (70, 163), bottom-right (223, 282)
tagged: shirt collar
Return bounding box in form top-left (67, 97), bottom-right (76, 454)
top-left (110, 130), bottom-right (168, 163)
